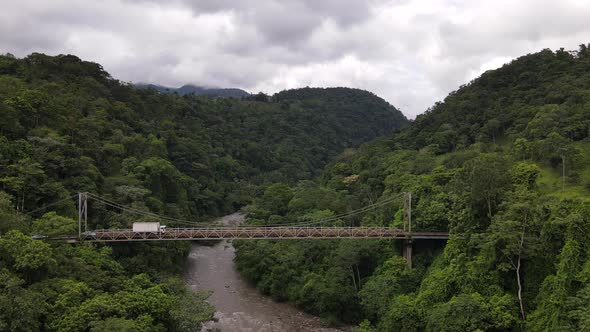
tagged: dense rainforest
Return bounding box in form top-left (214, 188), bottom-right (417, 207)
top-left (3, 44), bottom-right (590, 331)
top-left (234, 44), bottom-right (590, 331)
top-left (0, 53), bottom-right (407, 331)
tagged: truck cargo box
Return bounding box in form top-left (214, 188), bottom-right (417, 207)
top-left (132, 222), bottom-right (161, 232)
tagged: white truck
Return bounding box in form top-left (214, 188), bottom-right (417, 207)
top-left (132, 222), bottom-right (166, 233)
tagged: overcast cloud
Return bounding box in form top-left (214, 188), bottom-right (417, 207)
top-left (1, 0), bottom-right (590, 118)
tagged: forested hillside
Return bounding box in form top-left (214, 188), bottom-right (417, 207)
top-left (0, 53), bottom-right (407, 220)
top-left (0, 53), bottom-right (407, 330)
top-left (235, 45), bottom-right (590, 330)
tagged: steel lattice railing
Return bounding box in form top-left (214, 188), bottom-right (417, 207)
top-left (58, 226), bottom-right (450, 242)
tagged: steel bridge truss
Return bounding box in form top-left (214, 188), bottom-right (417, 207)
top-left (80, 227), bottom-right (449, 242)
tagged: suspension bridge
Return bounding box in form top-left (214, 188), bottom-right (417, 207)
top-left (31, 192), bottom-right (449, 267)
top-left (55, 227), bottom-right (449, 242)
top-left (56, 192), bottom-right (447, 240)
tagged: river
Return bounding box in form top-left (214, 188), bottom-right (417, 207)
top-left (183, 213), bottom-right (346, 332)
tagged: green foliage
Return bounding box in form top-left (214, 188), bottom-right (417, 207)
top-left (0, 231), bottom-right (213, 331)
top-left (425, 293), bottom-right (516, 331)
top-left (403, 46), bottom-right (590, 153)
top-left (0, 191), bottom-right (29, 233)
top-left (462, 153), bottom-right (511, 219)
top-left (0, 230), bottom-right (56, 276)
top-left (0, 268), bottom-right (46, 332)
top-left (235, 239), bottom-right (395, 323)
top-left (167, 289), bottom-right (215, 332)
top-left (32, 212), bottom-right (77, 237)
top-left (527, 210), bottom-right (590, 331)
top-left (354, 319), bottom-right (375, 332)
top-left (359, 256), bottom-right (420, 321)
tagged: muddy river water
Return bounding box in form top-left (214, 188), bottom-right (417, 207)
top-left (183, 213), bottom-right (345, 332)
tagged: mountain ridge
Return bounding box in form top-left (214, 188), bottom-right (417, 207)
top-left (136, 82), bottom-right (250, 98)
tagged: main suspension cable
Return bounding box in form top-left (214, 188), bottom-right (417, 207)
top-left (85, 191), bottom-right (404, 228)
top-left (24, 194), bottom-right (79, 216)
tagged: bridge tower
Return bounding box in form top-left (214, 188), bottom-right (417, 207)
top-left (402, 192), bottom-right (413, 268)
top-left (78, 192), bottom-right (88, 239)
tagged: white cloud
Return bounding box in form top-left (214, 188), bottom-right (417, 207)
top-left (1, 0), bottom-right (590, 118)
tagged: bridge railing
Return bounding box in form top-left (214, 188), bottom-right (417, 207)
top-left (82, 226), bottom-right (449, 242)
top-left (94, 226), bottom-right (402, 232)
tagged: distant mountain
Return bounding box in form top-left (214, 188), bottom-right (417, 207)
top-left (136, 83), bottom-right (250, 98)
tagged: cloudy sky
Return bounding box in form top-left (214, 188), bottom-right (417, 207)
top-left (1, 0), bottom-right (590, 118)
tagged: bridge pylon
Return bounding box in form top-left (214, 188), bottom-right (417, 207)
top-left (402, 192), bottom-right (413, 268)
top-left (78, 192), bottom-right (88, 239)
top-left (402, 192), bottom-right (412, 233)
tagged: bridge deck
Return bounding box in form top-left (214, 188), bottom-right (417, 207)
top-left (54, 227), bottom-right (449, 242)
